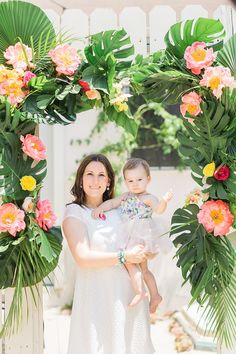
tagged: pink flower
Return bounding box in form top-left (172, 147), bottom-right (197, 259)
top-left (184, 42), bottom-right (215, 75)
top-left (23, 71), bottom-right (36, 87)
top-left (36, 200), bottom-right (56, 231)
top-left (214, 165), bottom-right (230, 181)
top-left (180, 92), bottom-right (202, 121)
top-left (49, 44), bottom-right (81, 76)
top-left (0, 203), bottom-right (26, 236)
top-left (4, 42), bottom-right (34, 70)
top-left (197, 200), bottom-right (234, 236)
top-left (20, 134), bottom-right (46, 161)
top-left (200, 66), bottom-right (236, 98)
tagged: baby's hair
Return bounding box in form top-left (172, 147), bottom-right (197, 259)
top-left (123, 158), bottom-right (150, 177)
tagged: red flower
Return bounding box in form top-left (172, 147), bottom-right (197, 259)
top-left (214, 165), bottom-right (230, 181)
top-left (78, 80), bottom-right (90, 92)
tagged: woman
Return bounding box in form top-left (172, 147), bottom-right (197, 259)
top-left (62, 154), bottom-right (155, 354)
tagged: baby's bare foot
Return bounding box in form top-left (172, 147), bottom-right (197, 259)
top-left (128, 292), bottom-right (148, 308)
top-left (149, 293), bottom-right (162, 313)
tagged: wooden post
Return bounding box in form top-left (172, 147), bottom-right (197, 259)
top-left (2, 284), bottom-right (43, 354)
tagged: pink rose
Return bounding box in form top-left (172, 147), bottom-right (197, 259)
top-left (23, 71), bottom-right (36, 87)
top-left (0, 203), bottom-right (26, 236)
top-left (36, 200), bottom-right (56, 231)
top-left (180, 91), bottom-right (202, 121)
top-left (20, 134), bottom-right (46, 161)
top-left (184, 42), bottom-right (215, 75)
top-left (197, 200), bottom-right (233, 236)
top-left (49, 44), bottom-right (81, 76)
top-left (200, 66), bottom-right (236, 98)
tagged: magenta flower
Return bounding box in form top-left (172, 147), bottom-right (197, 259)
top-left (0, 203), bottom-right (26, 237)
top-left (200, 66), bottom-right (236, 98)
top-left (23, 71), bottom-right (36, 87)
top-left (184, 42), bottom-right (215, 75)
top-left (36, 200), bottom-right (56, 231)
top-left (4, 42), bottom-right (34, 70)
top-left (197, 200), bottom-right (234, 236)
top-left (180, 91), bottom-right (202, 121)
top-left (20, 134), bottom-right (46, 161)
top-left (49, 44), bottom-right (81, 76)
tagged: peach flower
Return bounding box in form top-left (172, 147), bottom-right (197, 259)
top-left (0, 203), bottom-right (26, 236)
top-left (180, 91), bottom-right (202, 121)
top-left (4, 42), bottom-right (34, 70)
top-left (20, 134), bottom-right (46, 161)
top-left (36, 200), bottom-right (56, 231)
top-left (85, 89), bottom-right (101, 100)
top-left (0, 65), bottom-right (25, 105)
top-left (22, 197), bottom-right (34, 213)
top-left (184, 42), bottom-right (215, 75)
top-left (200, 66), bottom-right (236, 98)
top-left (197, 200), bottom-right (234, 236)
top-left (23, 71), bottom-right (36, 87)
top-left (49, 44), bottom-right (81, 76)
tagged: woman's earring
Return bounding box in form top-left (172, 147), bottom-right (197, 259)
top-left (80, 185), bottom-right (83, 189)
top-left (107, 185), bottom-right (110, 190)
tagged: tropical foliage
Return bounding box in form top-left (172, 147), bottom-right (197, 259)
top-left (129, 17), bottom-right (236, 347)
top-left (0, 0), bottom-right (136, 337)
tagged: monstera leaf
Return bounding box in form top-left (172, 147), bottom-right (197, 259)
top-left (0, 0), bottom-right (56, 63)
top-left (0, 132), bottom-right (47, 200)
top-left (165, 18), bottom-right (225, 58)
top-left (170, 204), bottom-right (236, 346)
top-left (105, 106), bottom-right (138, 137)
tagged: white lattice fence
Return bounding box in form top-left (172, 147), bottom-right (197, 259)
top-left (1, 3), bottom-right (235, 354)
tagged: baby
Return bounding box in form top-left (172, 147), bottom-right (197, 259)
top-left (92, 158), bottom-right (172, 313)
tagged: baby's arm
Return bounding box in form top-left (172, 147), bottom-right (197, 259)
top-left (92, 193), bottom-right (128, 218)
top-left (144, 190), bottom-right (173, 214)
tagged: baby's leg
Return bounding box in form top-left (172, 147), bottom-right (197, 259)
top-left (125, 263), bottom-right (148, 307)
top-left (140, 260), bottom-right (162, 313)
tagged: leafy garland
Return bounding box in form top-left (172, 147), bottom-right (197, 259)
top-left (130, 18), bottom-right (236, 347)
top-left (0, 0), bottom-right (136, 337)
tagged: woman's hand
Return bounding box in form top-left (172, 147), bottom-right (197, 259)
top-left (125, 245), bottom-right (146, 264)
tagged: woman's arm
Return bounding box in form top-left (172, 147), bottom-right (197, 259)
top-left (62, 217), bottom-right (145, 268)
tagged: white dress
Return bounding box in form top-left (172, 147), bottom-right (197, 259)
top-left (63, 203), bottom-right (155, 354)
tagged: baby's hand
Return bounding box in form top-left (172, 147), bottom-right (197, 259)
top-left (121, 192), bottom-right (129, 201)
top-left (163, 189), bottom-right (173, 203)
top-left (92, 207), bottom-right (103, 219)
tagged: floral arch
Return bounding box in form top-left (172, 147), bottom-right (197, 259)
top-left (0, 0), bottom-right (235, 349)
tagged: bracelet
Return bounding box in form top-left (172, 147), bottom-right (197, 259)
top-left (118, 249), bottom-right (126, 265)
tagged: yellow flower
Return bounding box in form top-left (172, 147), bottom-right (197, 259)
top-left (203, 162), bottom-right (215, 177)
top-left (116, 102), bottom-right (128, 112)
top-left (20, 176), bottom-right (36, 191)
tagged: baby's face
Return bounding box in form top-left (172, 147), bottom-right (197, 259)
top-left (124, 165), bottom-right (150, 194)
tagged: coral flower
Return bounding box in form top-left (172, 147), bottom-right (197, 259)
top-left (36, 200), bottom-right (56, 231)
top-left (49, 44), bottom-right (81, 76)
top-left (184, 42), bottom-right (215, 75)
top-left (20, 176), bottom-right (37, 191)
top-left (203, 162), bottom-right (215, 177)
top-left (197, 200), bottom-right (234, 236)
top-left (180, 91), bottom-right (202, 121)
top-left (85, 89), bottom-right (101, 100)
top-left (200, 66), bottom-right (236, 98)
top-left (78, 80), bottom-right (90, 92)
top-left (214, 165), bottom-right (230, 181)
top-left (0, 203), bottom-right (26, 236)
top-left (20, 134), bottom-right (46, 161)
top-left (4, 42), bottom-right (34, 70)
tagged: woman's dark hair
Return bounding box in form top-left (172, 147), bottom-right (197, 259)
top-left (71, 154), bottom-right (115, 206)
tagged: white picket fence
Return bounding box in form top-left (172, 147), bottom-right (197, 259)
top-left (1, 1), bottom-right (236, 353)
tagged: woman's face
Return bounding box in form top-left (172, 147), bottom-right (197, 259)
top-left (82, 161), bottom-right (109, 200)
